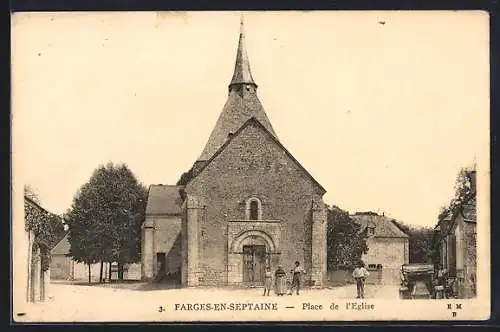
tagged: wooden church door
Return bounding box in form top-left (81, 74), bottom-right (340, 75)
top-left (243, 245), bottom-right (266, 285)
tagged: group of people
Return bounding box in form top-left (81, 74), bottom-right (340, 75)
top-left (262, 261), bottom-right (307, 296)
top-left (260, 260), bottom-right (371, 298)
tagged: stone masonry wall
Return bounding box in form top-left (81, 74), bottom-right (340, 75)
top-left (186, 121), bottom-right (326, 286)
top-left (463, 221), bottom-right (477, 298)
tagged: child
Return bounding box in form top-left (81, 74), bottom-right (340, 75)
top-left (263, 267), bottom-right (272, 296)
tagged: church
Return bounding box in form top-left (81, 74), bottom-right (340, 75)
top-left (141, 20), bottom-right (328, 287)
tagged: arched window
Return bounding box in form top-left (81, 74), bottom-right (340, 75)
top-left (249, 200), bottom-right (259, 220)
top-left (245, 197), bottom-right (262, 220)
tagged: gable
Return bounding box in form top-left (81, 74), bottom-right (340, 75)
top-left (51, 232), bottom-right (70, 255)
top-left (188, 117), bottom-right (326, 195)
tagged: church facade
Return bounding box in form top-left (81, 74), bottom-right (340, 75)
top-left (141, 21), bottom-right (328, 287)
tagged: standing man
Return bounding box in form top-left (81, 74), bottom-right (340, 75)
top-left (352, 261), bottom-right (370, 299)
top-left (289, 261), bottom-right (306, 295)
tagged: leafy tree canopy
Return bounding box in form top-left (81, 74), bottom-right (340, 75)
top-left (66, 162), bottom-right (148, 268)
top-left (176, 168), bottom-right (194, 186)
top-left (392, 219), bottom-right (434, 263)
top-left (327, 206), bottom-right (368, 270)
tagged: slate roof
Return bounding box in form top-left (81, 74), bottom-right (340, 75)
top-left (351, 213), bottom-right (409, 238)
top-left (145, 185), bottom-right (184, 216)
top-left (51, 232), bottom-right (70, 255)
top-left (197, 20), bottom-right (277, 161)
top-left (198, 91), bottom-right (277, 161)
top-left (192, 117), bottom-right (326, 195)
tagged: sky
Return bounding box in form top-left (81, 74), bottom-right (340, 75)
top-left (11, 11), bottom-right (489, 227)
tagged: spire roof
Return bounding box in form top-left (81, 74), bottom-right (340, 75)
top-left (229, 16), bottom-right (257, 88)
top-left (196, 17), bottom-right (277, 162)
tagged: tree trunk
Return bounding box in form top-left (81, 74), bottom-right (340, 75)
top-left (88, 263), bottom-right (91, 284)
top-left (118, 262), bottom-right (124, 281)
top-left (99, 261), bottom-right (104, 283)
top-left (108, 262), bottom-right (112, 281)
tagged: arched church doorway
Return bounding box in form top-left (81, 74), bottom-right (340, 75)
top-left (229, 230), bottom-right (277, 286)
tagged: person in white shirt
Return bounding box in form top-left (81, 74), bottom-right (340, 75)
top-left (289, 261), bottom-right (306, 295)
top-left (352, 261), bottom-right (370, 298)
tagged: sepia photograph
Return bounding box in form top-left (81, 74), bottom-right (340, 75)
top-left (11, 11), bottom-right (490, 322)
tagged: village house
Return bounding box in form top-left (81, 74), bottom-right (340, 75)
top-left (434, 169), bottom-right (477, 299)
top-left (141, 19), bottom-right (328, 287)
top-left (350, 212), bottom-right (410, 285)
top-left (50, 232), bottom-right (141, 282)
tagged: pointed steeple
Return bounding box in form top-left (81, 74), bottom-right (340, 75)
top-left (195, 17), bottom-right (277, 163)
top-left (229, 16), bottom-right (257, 90)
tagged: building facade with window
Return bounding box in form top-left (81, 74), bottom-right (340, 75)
top-left (350, 212), bottom-right (410, 285)
top-left (141, 20), bottom-right (328, 287)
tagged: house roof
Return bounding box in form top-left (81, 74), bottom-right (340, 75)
top-left (351, 213), bottom-right (409, 238)
top-left (145, 185), bottom-right (184, 216)
top-left (51, 232), bottom-right (70, 255)
top-left (190, 117), bottom-right (326, 195)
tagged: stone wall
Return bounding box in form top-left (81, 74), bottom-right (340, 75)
top-left (153, 216), bottom-right (182, 276)
top-left (186, 121), bottom-right (327, 286)
top-left (141, 218), bottom-right (155, 280)
top-left (460, 220), bottom-right (477, 298)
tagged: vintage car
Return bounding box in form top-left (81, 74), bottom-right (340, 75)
top-left (399, 264), bottom-right (435, 299)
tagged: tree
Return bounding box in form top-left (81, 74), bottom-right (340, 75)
top-left (392, 220), bottom-right (434, 263)
top-left (66, 182), bottom-right (102, 283)
top-left (326, 206), bottom-right (368, 270)
top-left (66, 162), bottom-right (148, 283)
top-left (176, 168), bottom-right (194, 186)
top-left (448, 167), bottom-right (475, 217)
